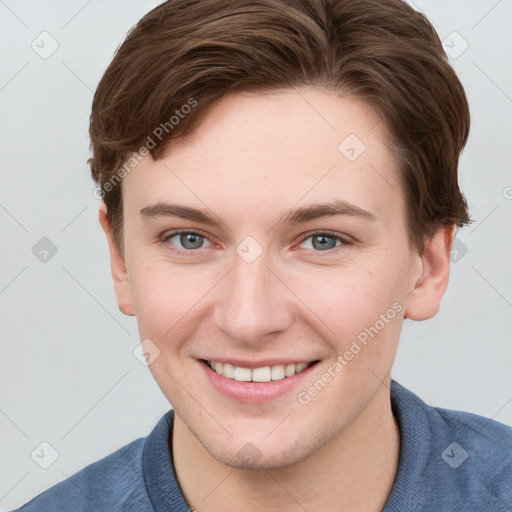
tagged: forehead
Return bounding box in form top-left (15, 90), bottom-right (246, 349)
top-left (123, 87), bottom-right (404, 225)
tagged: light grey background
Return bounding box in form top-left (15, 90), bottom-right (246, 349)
top-left (1, 0), bottom-right (511, 509)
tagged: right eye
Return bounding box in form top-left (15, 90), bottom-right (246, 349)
top-left (161, 230), bottom-right (212, 255)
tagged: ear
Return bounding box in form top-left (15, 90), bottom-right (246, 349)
top-left (404, 225), bottom-right (455, 321)
top-left (98, 201), bottom-right (135, 316)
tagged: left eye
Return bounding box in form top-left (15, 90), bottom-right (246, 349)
top-left (299, 233), bottom-right (344, 251)
top-left (164, 231), bottom-right (211, 251)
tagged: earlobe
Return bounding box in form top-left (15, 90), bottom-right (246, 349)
top-left (404, 225), bottom-right (455, 321)
top-left (98, 201), bottom-right (136, 317)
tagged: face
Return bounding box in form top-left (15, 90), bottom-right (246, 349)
top-left (101, 87), bottom-right (451, 470)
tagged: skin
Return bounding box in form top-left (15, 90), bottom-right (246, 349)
top-left (99, 87), bottom-right (454, 511)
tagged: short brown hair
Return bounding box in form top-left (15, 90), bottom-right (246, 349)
top-left (89, 0), bottom-right (471, 254)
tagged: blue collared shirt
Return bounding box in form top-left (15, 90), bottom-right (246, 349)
top-left (12, 381), bottom-right (512, 511)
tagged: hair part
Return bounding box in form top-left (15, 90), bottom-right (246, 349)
top-left (89, 0), bottom-right (471, 255)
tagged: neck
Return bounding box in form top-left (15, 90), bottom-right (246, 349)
top-left (172, 384), bottom-right (400, 512)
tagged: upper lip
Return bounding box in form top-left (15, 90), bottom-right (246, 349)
top-left (199, 357), bottom-right (318, 369)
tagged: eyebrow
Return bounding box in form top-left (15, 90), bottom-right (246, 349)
top-left (281, 199), bottom-right (377, 224)
top-left (139, 199), bottom-right (377, 226)
top-left (140, 203), bottom-right (221, 225)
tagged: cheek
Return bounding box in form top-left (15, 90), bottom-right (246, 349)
top-left (287, 255), bottom-right (408, 367)
top-left (300, 262), bottom-right (403, 324)
top-left (128, 256), bottom-right (216, 342)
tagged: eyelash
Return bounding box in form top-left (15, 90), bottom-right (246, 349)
top-left (160, 229), bottom-right (350, 256)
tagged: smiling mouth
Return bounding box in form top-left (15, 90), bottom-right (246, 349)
top-left (200, 359), bottom-right (320, 383)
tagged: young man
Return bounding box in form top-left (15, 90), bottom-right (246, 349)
top-left (13, 0), bottom-right (511, 510)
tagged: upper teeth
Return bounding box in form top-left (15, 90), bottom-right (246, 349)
top-left (207, 361), bottom-right (310, 382)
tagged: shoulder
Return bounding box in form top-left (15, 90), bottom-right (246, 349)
top-left (388, 380), bottom-right (512, 511)
top-left (11, 438), bottom-right (151, 512)
top-left (431, 400), bottom-right (512, 505)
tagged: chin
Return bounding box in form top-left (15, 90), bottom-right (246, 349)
top-left (200, 431), bottom-right (322, 472)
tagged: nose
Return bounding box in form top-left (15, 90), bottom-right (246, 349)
top-left (213, 250), bottom-right (296, 347)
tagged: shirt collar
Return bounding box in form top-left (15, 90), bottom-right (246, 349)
top-left (384, 379), bottom-right (431, 510)
top-left (142, 409), bottom-right (191, 511)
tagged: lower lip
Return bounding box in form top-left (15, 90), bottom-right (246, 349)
top-left (198, 359), bottom-right (319, 404)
